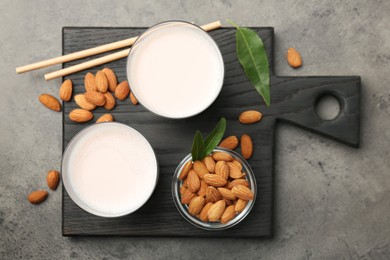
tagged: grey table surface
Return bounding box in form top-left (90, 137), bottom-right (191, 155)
top-left (1, 0), bottom-right (389, 259)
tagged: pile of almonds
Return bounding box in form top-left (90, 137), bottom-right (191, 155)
top-left (179, 151), bottom-right (254, 224)
top-left (28, 170), bottom-right (60, 204)
top-left (38, 67), bottom-right (138, 123)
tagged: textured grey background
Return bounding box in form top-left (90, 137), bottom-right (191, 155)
top-left (1, 0), bottom-right (389, 259)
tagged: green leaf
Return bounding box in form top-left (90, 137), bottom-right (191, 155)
top-left (204, 118), bottom-right (227, 156)
top-left (191, 130), bottom-right (205, 161)
top-left (227, 19), bottom-right (270, 106)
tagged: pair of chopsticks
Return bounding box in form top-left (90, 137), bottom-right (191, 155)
top-left (15, 21), bottom-right (222, 81)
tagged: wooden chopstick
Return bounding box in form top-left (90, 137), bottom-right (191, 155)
top-left (16, 20), bottom-right (221, 75)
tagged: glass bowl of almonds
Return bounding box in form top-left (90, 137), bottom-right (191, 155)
top-left (172, 147), bottom-right (257, 230)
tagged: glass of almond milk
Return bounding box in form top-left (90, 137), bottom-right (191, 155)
top-left (62, 123), bottom-right (158, 217)
top-left (126, 21), bottom-right (224, 119)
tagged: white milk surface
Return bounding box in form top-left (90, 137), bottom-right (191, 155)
top-left (62, 123), bottom-right (158, 217)
top-left (127, 22), bottom-right (224, 118)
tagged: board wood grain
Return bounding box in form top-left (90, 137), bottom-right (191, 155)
top-left (62, 27), bottom-right (360, 237)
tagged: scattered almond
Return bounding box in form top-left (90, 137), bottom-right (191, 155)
top-left (231, 185), bottom-right (254, 201)
top-left (287, 47), bottom-right (302, 68)
top-left (46, 170), bottom-right (60, 190)
top-left (235, 199), bottom-right (248, 213)
top-left (239, 110), bottom-right (262, 124)
top-left (102, 68), bottom-right (117, 92)
top-left (96, 114), bottom-right (114, 123)
top-left (187, 170), bottom-right (200, 193)
top-left (115, 81), bottom-right (130, 100)
top-left (74, 94), bottom-right (96, 111)
top-left (69, 109), bottom-right (93, 123)
top-left (241, 134), bottom-right (253, 159)
top-left (130, 92), bottom-right (138, 105)
top-left (218, 187), bottom-right (236, 201)
top-left (28, 190), bottom-right (48, 204)
top-left (84, 91), bottom-right (106, 106)
top-left (205, 186), bottom-right (222, 203)
top-left (59, 79), bottom-right (73, 102)
top-left (188, 196), bottom-right (205, 216)
top-left (84, 72), bottom-right (97, 92)
top-left (179, 161), bottom-right (192, 180)
top-left (221, 205), bottom-right (236, 224)
top-left (207, 200), bottom-right (226, 222)
top-left (193, 161), bottom-right (209, 179)
top-left (212, 152), bottom-right (233, 162)
top-left (199, 202), bottom-right (213, 222)
top-left (219, 136), bottom-right (239, 150)
top-left (103, 92), bottom-right (116, 110)
top-left (95, 71), bottom-right (108, 93)
top-left (39, 94), bottom-right (61, 112)
top-left (204, 174), bottom-right (227, 187)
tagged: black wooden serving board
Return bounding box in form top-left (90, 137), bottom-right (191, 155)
top-left (62, 27), bottom-right (360, 237)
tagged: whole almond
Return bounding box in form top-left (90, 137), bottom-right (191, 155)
top-left (227, 179), bottom-right (249, 189)
top-left (28, 190), bottom-right (48, 204)
top-left (287, 47), bottom-right (302, 68)
top-left (115, 81), bottom-right (130, 100)
top-left (217, 187), bottom-right (236, 201)
top-left (199, 202), bottom-right (213, 222)
top-left (95, 70), bottom-right (108, 93)
top-left (188, 196), bottom-right (205, 216)
top-left (235, 199), bottom-right (248, 213)
top-left (179, 160), bottom-right (192, 180)
top-left (181, 189), bottom-right (196, 204)
top-left (221, 205), bottom-right (236, 224)
top-left (74, 94), bottom-right (96, 111)
top-left (204, 174), bottom-right (227, 187)
top-left (219, 136), bottom-right (239, 150)
top-left (241, 134), bottom-right (253, 159)
top-left (231, 185), bottom-right (254, 201)
top-left (215, 161), bottom-right (229, 180)
top-left (207, 200), bottom-right (226, 222)
top-left (183, 178), bottom-right (188, 188)
top-left (103, 92), bottom-right (116, 110)
top-left (193, 161), bottom-right (209, 179)
top-left (130, 92), bottom-right (138, 105)
top-left (202, 156), bottom-right (215, 173)
top-left (231, 159), bottom-right (242, 170)
top-left (205, 186), bottom-right (222, 203)
top-left (180, 185), bottom-right (187, 195)
top-left (69, 109), bottom-right (93, 123)
top-left (197, 180), bottom-right (207, 197)
top-left (46, 170), bottom-right (60, 190)
top-left (96, 114), bottom-right (114, 123)
top-left (228, 162), bottom-right (245, 179)
top-left (39, 94), bottom-right (61, 112)
top-left (212, 152), bottom-right (233, 162)
top-left (102, 68), bottom-right (117, 92)
top-left (187, 170), bottom-right (200, 193)
top-left (84, 91), bottom-right (106, 106)
top-left (239, 110), bottom-right (262, 124)
top-left (59, 79), bottom-right (73, 102)
top-left (84, 72), bottom-right (97, 92)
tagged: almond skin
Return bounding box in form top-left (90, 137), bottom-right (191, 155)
top-left (197, 180), bottom-right (207, 197)
top-left (221, 205), bottom-right (236, 224)
top-left (241, 134), bottom-right (253, 159)
top-left (39, 94), bottom-right (61, 112)
top-left (231, 185), bottom-right (254, 201)
top-left (181, 189), bottom-right (196, 204)
top-left (102, 68), bottom-right (117, 92)
top-left (95, 70), bottom-right (108, 93)
top-left (207, 200), bottom-right (226, 222)
top-left (84, 72), bottom-right (97, 92)
top-left (69, 109), bottom-right (93, 123)
top-left (193, 161), bottom-right (209, 179)
top-left (188, 196), bottom-right (205, 216)
top-left (28, 190), bottom-right (48, 204)
top-left (74, 94), bottom-right (96, 111)
top-left (187, 170), bottom-right (200, 193)
top-left (215, 161), bottom-right (229, 180)
top-left (217, 188), bottom-right (236, 201)
top-left (212, 152), bottom-right (233, 162)
top-left (235, 199), bottom-right (248, 213)
top-left (130, 92), bottom-right (138, 105)
top-left (227, 179), bottom-right (249, 189)
top-left (59, 79), bottom-right (73, 102)
top-left (199, 202), bottom-right (213, 222)
top-left (239, 110), bottom-right (262, 124)
top-left (287, 47), bottom-right (302, 68)
top-left (204, 174), bottom-right (227, 187)
top-left (180, 185), bottom-right (187, 195)
top-left (115, 81), bottom-right (130, 100)
top-left (96, 114), bottom-right (114, 123)
top-left (202, 156), bottom-right (215, 173)
top-left (84, 91), bottom-right (106, 106)
top-left (205, 186), bottom-right (222, 203)
top-left (103, 92), bottom-right (116, 110)
top-left (179, 160), bottom-right (192, 180)
top-left (231, 159), bottom-right (242, 170)
top-left (219, 136), bottom-right (239, 150)
top-left (228, 162), bottom-right (245, 179)
top-left (46, 170), bottom-right (60, 190)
